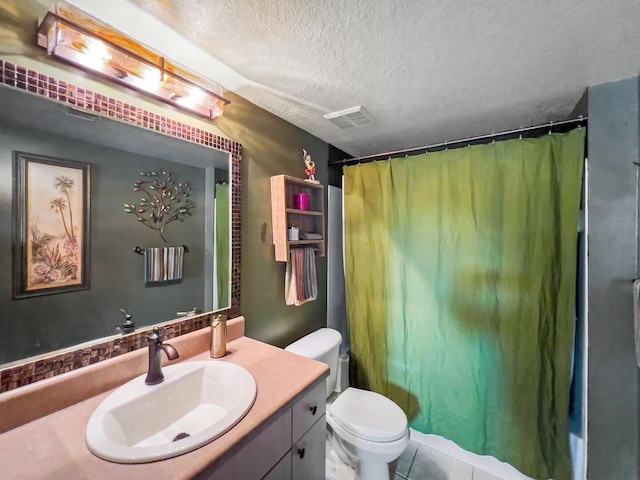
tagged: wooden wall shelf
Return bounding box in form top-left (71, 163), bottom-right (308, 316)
top-left (270, 175), bottom-right (325, 262)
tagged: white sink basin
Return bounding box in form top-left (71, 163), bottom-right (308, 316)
top-left (86, 361), bottom-right (257, 463)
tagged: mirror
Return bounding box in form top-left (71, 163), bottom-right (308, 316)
top-left (0, 84), bottom-right (234, 366)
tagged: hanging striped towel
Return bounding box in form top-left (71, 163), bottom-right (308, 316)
top-left (285, 247), bottom-right (317, 306)
top-left (305, 247), bottom-right (318, 299)
top-left (285, 251), bottom-right (297, 305)
top-left (144, 246), bottom-right (184, 285)
top-left (633, 280), bottom-right (640, 367)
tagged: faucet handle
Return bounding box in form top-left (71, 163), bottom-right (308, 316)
top-left (177, 307), bottom-right (201, 317)
top-left (148, 326), bottom-right (169, 342)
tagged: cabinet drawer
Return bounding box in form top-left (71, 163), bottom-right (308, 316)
top-left (292, 414), bottom-right (326, 480)
top-left (292, 380), bottom-right (326, 444)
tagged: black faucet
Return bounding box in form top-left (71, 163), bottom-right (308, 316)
top-left (145, 327), bottom-right (179, 385)
top-left (117, 308), bottom-right (136, 335)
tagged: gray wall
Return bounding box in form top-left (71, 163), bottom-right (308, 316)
top-left (587, 76), bottom-right (639, 479)
top-left (216, 92), bottom-right (328, 348)
top-left (0, 121), bottom-right (206, 363)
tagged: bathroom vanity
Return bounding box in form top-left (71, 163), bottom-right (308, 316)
top-left (199, 378), bottom-right (327, 479)
top-left (0, 317), bottom-right (328, 479)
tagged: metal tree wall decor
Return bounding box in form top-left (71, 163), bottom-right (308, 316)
top-left (124, 169), bottom-right (194, 243)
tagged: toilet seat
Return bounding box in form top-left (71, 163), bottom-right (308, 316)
top-left (328, 387), bottom-right (408, 442)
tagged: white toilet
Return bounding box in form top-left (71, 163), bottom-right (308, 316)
top-left (285, 328), bottom-right (409, 480)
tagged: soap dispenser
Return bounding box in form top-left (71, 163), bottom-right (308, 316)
top-left (210, 314), bottom-right (228, 358)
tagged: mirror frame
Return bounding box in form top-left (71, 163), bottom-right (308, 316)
top-left (0, 60), bottom-right (241, 393)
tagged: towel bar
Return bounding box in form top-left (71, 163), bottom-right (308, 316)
top-left (133, 245), bottom-right (189, 255)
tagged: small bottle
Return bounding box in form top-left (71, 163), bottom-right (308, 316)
top-left (288, 224), bottom-right (299, 241)
top-left (210, 314), bottom-right (228, 358)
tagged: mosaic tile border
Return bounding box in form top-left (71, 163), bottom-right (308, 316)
top-left (0, 60), bottom-right (242, 393)
top-left (0, 313), bottom-right (215, 393)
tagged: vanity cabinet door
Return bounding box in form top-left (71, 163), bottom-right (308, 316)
top-left (196, 408), bottom-right (291, 480)
top-left (263, 451), bottom-right (292, 480)
top-left (291, 380), bottom-right (326, 444)
top-left (291, 414), bottom-right (326, 480)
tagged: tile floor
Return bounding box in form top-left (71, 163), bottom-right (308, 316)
top-left (388, 430), bottom-right (586, 480)
top-left (326, 430), bottom-right (537, 479)
top-left (390, 438), bottom-right (513, 480)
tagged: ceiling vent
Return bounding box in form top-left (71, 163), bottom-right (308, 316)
top-left (324, 106), bottom-right (374, 129)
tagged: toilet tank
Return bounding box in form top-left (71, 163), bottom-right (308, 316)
top-left (285, 328), bottom-right (342, 398)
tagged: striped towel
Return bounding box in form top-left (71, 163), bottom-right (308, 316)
top-left (285, 247), bottom-right (317, 306)
top-left (144, 246), bottom-right (184, 285)
top-left (634, 280), bottom-right (640, 367)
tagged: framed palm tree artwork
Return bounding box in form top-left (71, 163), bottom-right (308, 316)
top-left (12, 152), bottom-right (90, 298)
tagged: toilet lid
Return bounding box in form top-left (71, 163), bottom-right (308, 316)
top-left (329, 387), bottom-right (408, 442)
top-left (284, 328), bottom-right (342, 358)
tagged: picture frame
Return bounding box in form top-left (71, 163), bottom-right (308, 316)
top-left (12, 152), bottom-right (90, 298)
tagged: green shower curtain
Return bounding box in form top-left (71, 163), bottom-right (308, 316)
top-left (215, 183), bottom-right (230, 308)
top-left (343, 128), bottom-right (585, 480)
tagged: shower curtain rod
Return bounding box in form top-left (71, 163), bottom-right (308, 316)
top-left (331, 116), bottom-right (587, 166)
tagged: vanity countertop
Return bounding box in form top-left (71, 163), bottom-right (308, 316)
top-left (0, 331), bottom-right (328, 479)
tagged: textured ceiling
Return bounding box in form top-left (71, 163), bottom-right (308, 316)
top-left (124, 1), bottom-right (639, 157)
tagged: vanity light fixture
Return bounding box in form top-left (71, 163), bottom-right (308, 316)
top-left (36, 1), bottom-right (229, 120)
